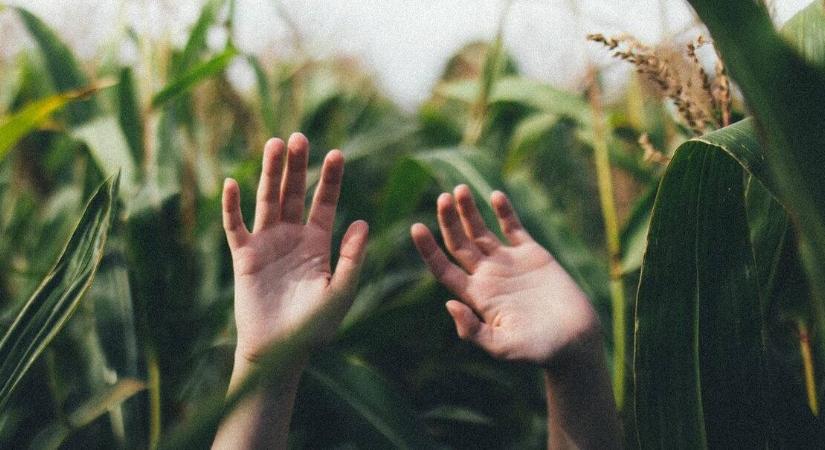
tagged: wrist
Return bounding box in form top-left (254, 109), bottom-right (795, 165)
top-left (542, 314), bottom-right (606, 378)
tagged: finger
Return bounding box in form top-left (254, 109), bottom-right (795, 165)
top-left (437, 193), bottom-right (483, 271)
top-left (454, 184), bottom-right (501, 254)
top-left (279, 132), bottom-right (310, 223)
top-left (253, 138), bottom-right (286, 232)
top-left (307, 150), bottom-right (344, 232)
top-left (329, 220), bottom-right (369, 298)
top-left (445, 300), bottom-right (492, 348)
top-left (222, 178), bottom-right (250, 249)
top-left (410, 223), bottom-right (469, 294)
top-left (491, 191), bottom-right (533, 245)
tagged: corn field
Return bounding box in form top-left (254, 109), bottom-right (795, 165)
top-left (1, 0), bottom-right (824, 448)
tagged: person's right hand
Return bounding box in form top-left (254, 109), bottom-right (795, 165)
top-left (411, 185), bottom-right (601, 370)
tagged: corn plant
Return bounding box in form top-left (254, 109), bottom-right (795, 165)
top-left (0, 0), bottom-right (824, 448)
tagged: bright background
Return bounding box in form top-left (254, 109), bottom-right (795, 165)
top-left (1, 0), bottom-right (811, 107)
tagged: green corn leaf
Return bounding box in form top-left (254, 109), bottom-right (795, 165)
top-left (172, 0), bottom-right (225, 75)
top-left (635, 127), bottom-right (766, 448)
top-left (151, 48), bottom-right (238, 109)
top-left (0, 82), bottom-right (114, 162)
top-left (412, 146), bottom-right (501, 228)
top-left (0, 173), bottom-right (119, 411)
top-left (14, 7), bottom-right (98, 124)
top-left (377, 157), bottom-right (433, 231)
top-left (305, 352), bottom-right (440, 448)
top-left (685, 0), bottom-right (825, 351)
top-left (116, 67), bottom-right (145, 171)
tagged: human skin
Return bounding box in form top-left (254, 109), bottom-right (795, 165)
top-left (212, 133), bottom-right (368, 450)
top-left (212, 132), bottom-right (620, 449)
top-left (410, 185), bottom-right (622, 449)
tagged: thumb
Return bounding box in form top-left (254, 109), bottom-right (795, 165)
top-left (329, 220), bottom-right (369, 300)
top-left (445, 300), bottom-right (484, 341)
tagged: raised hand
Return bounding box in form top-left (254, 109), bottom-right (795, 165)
top-left (410, 185), bottom-right (600, 369)
top-left (222, 133), bottom-right (369, 364)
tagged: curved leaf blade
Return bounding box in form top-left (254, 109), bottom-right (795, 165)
top-left (686, 0), bottom-right (825, 337)
top-left (0, 82), bottom-right (112, 161)
top-left (151, 48), bottom-right (237, 109)
top-left (635, 137), bottom-right (764, 448)
top-left (0, 173), bottom-right (119, 410)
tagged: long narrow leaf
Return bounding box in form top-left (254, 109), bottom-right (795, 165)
top-left (0, 173), bottom-right (119, 410)
top-left (151, 48), bottom-right (237, 109)
top-left (117, 68), bottom-right (145, 170)
top-left (0, 81), bottom-right (114, 162)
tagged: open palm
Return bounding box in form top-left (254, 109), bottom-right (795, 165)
top-left (222, 133), bottom-right (368, 363)
top-left (411, 185), bottom-right (599, 368)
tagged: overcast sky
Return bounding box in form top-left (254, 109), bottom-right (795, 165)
top-left (1, 0), bottom-right (813, 108)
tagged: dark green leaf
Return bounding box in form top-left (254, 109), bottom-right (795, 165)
top-left (686, 0), bottom-right (825, 342)
top-left (635, 139), bottom-right (764, 448)
top-left (0, 173), bottom-right (119, 410)
top-left (116, 68), bottom-right (145, 170)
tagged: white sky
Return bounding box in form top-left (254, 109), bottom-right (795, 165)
top-left (0, 0), bottom-right (814, 108)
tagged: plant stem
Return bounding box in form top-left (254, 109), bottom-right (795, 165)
top-left (147, 346), bottom-right (162, 449)
top-left (798, 320), bottom-right (819, 416)
top-left (588, 70), bottom-right (626, 411)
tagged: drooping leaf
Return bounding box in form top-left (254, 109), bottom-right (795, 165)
top-left (0, 173), bottom-right (119, 410)
top-left (0, 82), bottom-right (113, 162)
top-left (686, 0), bottom-right (825, 341)
top-left (151, 48), bottom-right (238, 109)
top-left (14, 7), bottom-right (98, 124)
top-left (635, 133), bottom-right (765, 448)
top-left (411, 146), bottom-right (501, 228)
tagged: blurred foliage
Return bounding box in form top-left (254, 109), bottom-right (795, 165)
top-left (0, 1), bottom-right (823, 448)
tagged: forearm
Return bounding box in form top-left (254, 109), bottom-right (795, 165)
top-left (212, 356), bottom-right (304, 450)
top-left (544, 332), bottom-right (622, 449)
